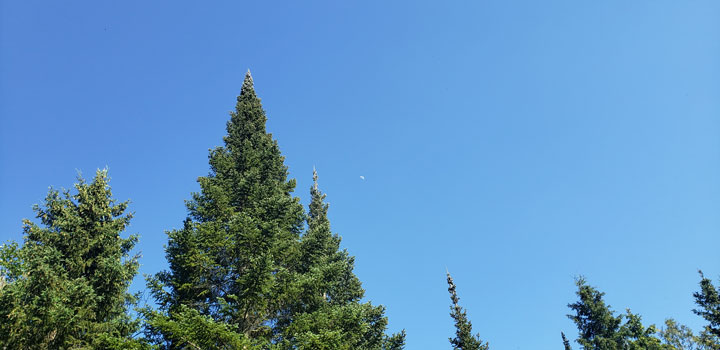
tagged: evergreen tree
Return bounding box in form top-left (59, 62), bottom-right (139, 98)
top-left (277, 169), bottom-right (405, 349)
top-left (697, 329), bottom-right (720, 350)
top-left (621, 309), bottom-right (664, 350)
top-left (567, 277), bottom-right (663, 350)
top-left (0, 170), bottom-right (145, 349)
top-left (446, 271), bottom-right (488, 350)
top-left (298, 168), bottom-right (364, 305)
top-left (146, 72), bottom-right (403, 349)
top-left (287, 168), bottom-right (363, 315)
top-left (658, 318), bottom-right (718, 350)
top-left (146, 70), bottom-right (305, 348)
top-left (563, 332), bottom-right (573, 350)
top-left (694, 272), bottom-right (720, 339)
top-left (567, 277), bottom-right (623, 350)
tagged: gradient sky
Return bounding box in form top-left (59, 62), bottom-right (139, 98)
top-left (1, 1), bottom-right (719, 349)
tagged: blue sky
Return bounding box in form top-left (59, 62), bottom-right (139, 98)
top-left (1, 1), bottom-right (719, 349)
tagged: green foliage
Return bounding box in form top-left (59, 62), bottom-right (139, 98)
top-left (563, 332), bottom-right (573, 350)
top-left (658, 318), bottom-right (720, 350)
top-left (567, 277), bottom-right (663, 350)
top-left (280, 303), bottom-right (392, 350)
top-left (697, 330), bottom-right (720, 350)
top-left (0, 170), bottom-right (146, 349)
top-left (567, 277), bottom-right (623, 349)
top-left (0, 241), bottom-right (23, 282)
top-left (146, 70), bottom-right (305, 348)
top-left (143, 305), bottom-right (252, 350)
top-left (276, 169), bottom-right (405, 349)
top-left (694, 272), bottom-right (720, 340)
top-left (446, 271), bottom-right (488, 350)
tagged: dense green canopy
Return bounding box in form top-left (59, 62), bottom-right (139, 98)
top-left (0, 170), bottom-right (145, 349)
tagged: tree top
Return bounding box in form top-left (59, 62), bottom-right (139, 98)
top-left (240, 69), bottom-right (255, 99)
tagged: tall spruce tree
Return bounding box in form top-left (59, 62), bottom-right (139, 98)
top-left (297, 168), bottom-right (364, 307)
top-left (146, 72), bottom-right (403, 349)
top-left (446, 271), bottom-right (488, 350)
top-left (566, 277), bottom-right (663, 350)
top-left (694, 272), bottom-right (720, 340)
top-left (562, 332), bottom-right (573, 350)
top-left (0, 170), bottom-right (145, 349)
top-left (567, 277), bottom-right (623, 350)
top-left (277, 169), bottom-right (405, 349)
top-left (146, 70), bottom-right (305, 348)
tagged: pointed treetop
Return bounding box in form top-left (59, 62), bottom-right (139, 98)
top-left (240, 69), bottom-right (255, 97)
top-left (447, 271), bottom-right (459, 306)
top-left (313, 166), bottom-right (319, 191)
top-left (562, 332), bottom-right (572, 350)
top-left (446, 271), bottom-right (488, 350)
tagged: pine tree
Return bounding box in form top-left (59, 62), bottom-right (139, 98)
top-left (694, 272), bottom-right (720, 340)
top-left (146, 70), bottom-right (305, 348)
top-left (294, 168), bottom-right (364, 310)
top-left (277, 169), bottom-right (405, 349)
top-left (562, 332), bottom-right (573, 350)
top-left (446, 271), bottom-right (488, 350)
top-left (567, 277), bottom-right (623, 350)
top-left (145, 72), bottom-right (403, 349)
top-left (0, 170), bottom-right (145, 349)
top-left (566, 277), bottom-right (663, 350)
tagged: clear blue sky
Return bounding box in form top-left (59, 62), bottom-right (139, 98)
top-left (1, 1), bottom-right (719, 349)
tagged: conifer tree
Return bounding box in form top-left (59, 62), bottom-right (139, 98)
top-left (698, 330), bottom-right (720, 350)
top-left (145, 72), bottom-right (403, 349)
top-left (293, 168), bottom-right (364, 311)
top-left (446, 271), bottom-right (488, 350)
top-left (0, 170), bottom-right (145, 349)
top-left (567, 277), bottom-right (623, 349)
top-left (658, 318), bottom-right (719, 350)
top-left (277, 169), bottom-right (405, 349)
top-left (566, 277), bottom-right (663, 350)
top-left (146, 70), bottom-right (305, 348)
top-left (562, 332), bottom-right (573, 350)
top-left (694, 272), bottom-right (720, 340)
